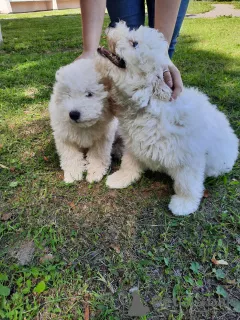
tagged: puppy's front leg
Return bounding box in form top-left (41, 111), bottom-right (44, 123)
top-left (106, 151), bottom-right (143, 189)
top-left (86, 119), bottom-right (118, 183)
top-left (168, 163), bottom-right (205, 216)
top-left (55, 138), bottom-right (86, 183)
top-left (86, 141), bottom-right (112, 183)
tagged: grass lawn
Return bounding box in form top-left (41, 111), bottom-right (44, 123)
top-left (187, 1), bottom-right (213, 15)
top-left (0, 11), bottom-right (240, 320)
top-left (233, 1), bottom-right (240, 9)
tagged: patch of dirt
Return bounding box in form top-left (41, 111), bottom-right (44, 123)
top-left (9, 240), bottom-right (35, 265)
top-left (18, 116), bottom-right (49, 137)
top-left (0, 212), bottom-right (13, 221)
top-left (24, 87), bottom-right (39, 99)
top-left (21, 150), bottom-right (36, 160)
top-left (39, 253), bottom-right (54, 263)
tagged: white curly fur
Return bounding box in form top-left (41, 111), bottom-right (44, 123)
top-left (96, 22), bottom-right (239, 216)
top-left (49, 59), bottom-right (118, 183)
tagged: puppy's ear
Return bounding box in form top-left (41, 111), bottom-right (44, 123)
top-left (99, 77), bottom-right (112, 92)
top-left (55, 67), bottom-right (64, 82)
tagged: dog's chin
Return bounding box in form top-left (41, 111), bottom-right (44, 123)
top-left (97, 47), bottom-right (126, 69)
top-left (70, 119), bottom-right (99, 128)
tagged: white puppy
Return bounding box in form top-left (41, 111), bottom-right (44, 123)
top-left (49, 59), bottom-right (118, 183)
top-left (97, 22), bottom-right (238, 216)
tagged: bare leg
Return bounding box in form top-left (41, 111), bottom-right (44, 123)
top-left (86, 119), bottom-right (117, 183)
top-left (106, 151), bottom-right (143, 189)
top-left (55, 138), bottom-right (86, 183)
top-left (168, 163), bottom-right (205, 216)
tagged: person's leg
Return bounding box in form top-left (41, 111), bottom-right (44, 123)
top-left (169, 0), bottom-right (189, 58)
top-left (146, 0), bottom-right (155, 28)
top-left (147, 0), bottom-right (189, 58)
top-left (107, 0), bottom-right (145, 30)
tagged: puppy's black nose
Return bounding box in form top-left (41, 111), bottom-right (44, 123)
top-left (69, 110), bottom-right (80, 121)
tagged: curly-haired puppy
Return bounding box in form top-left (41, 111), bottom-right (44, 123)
top-left (49, 59), bottom-right (118, 183)
top-left (97, 22), bottom-right (238, 216)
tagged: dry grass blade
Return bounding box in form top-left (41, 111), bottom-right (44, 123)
top-left (211, 254), bottom-right (228, 265)
top-left (84, 294), bottom-right (90, 320)
top-left (0, 163), bottom-right (9, 169)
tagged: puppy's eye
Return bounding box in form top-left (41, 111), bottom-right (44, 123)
top-left (130, 41), bottom-right (139, 48)
top-left (86, 92), bottom-right (93, 97)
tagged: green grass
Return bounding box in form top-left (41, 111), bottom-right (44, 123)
top-left (0, 8), bottom-right (80, 20)
top-left (0, 11), bottom-right (240, 320)
top-left (233, 1), bottom-right (240, 9)
top-left (187, 1), bottom-right (213, 15)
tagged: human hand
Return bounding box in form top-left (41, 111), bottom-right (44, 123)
top-left (163, 63), bottom-right (183, 101)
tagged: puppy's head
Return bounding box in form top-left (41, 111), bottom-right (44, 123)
top-left (98, 22), bottom-right (172, 104)
top-left (99, 22), bottom-right (169, 73)
top-left (53, 59), bottom-right (108, 127)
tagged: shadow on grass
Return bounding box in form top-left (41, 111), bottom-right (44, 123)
top-left (174, 35), bottom-right (240, 132)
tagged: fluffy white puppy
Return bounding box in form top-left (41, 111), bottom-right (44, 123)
top-left (49, 59), bottom-right (118, 183)
top-left (97, 22), bottom-right (238, 216)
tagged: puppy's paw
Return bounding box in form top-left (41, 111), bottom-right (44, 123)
top-left (106, 171), bottom-right (136, 189)
top-left (64, 170), bottom-right (84, 183)
top-left (168, 195), bottom-right (199, 216)
top-left (62, 158), bottom-right (87, 183)
top-left (86, 165), bottom-right (108, 183)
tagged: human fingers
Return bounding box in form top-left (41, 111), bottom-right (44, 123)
top-left (169, 64), bottom-right (183, 100)
top-left (163, 69), bottom-right (173, 88)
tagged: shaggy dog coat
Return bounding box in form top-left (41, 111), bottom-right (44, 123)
top-left (49, 59), bottom-right (118, 183)
top-left (97, 22), bottom-right (238, 216)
